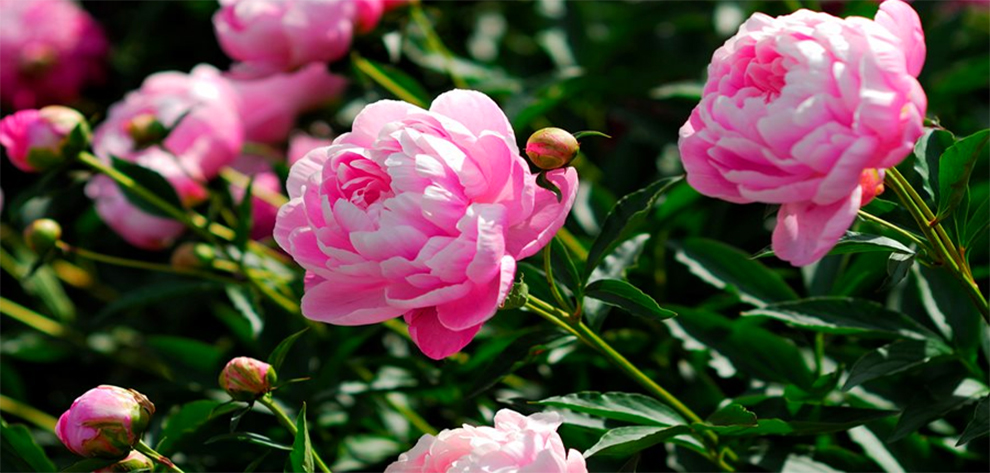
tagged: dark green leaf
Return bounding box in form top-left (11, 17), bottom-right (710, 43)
top-left (754, 232), bottom-right (914, 258)
top-left (586, 177), bottom-right (682, 278)
top-left (842, 338), bottom-right (953, 390)
top-left (913, 128), bottom-right (955, 202)
top-left (889, 393), bottom-right (975, 442)
top-left (549, 237), bottom-right (582, 297)
top-left (963, 192), bottom-right (989, 248)
top-left (289, 404), bottom-right (314, 473)
top-left (935, 129), bottom-right (989, 223)
top-left (268, 328), bottom-right (309, 373)
top-left (111, 156), bottom-right (184, 219)
top-left (465, 329), bottom-right (566, 398)
top-left (882, 252), bottom-right (915, 290)
top-left (584, 425), bottom-right (690, 458)
top-left (707, 404), bottom-right (757, 426)
top-left (584, 279), bottom-right (676, 320)
top-left (234, 177), bottom-right (255, 252)
top-left (96, 281), bottom-right (223, 320)
top-left (157, 400), bottom-right (241, 454)
top-left (146, 335), bottom-right (222, 375)
top-left (535, 391), bottom-right (685, 426)
top-left (675, 238), bottom-right (799, 307)
top-left (584, 234), bottom-right (651, 329)
top-left (914, 265), bottom-right (981, 355)
top-left (205, 432), bottom-right (292, 451)
top-left (60, 458), bottom-right (119, 472)
top-left (1, 421), bottom-right (56, 472)
top-left (861, 197), bottom-right (898, 216)
top-left (957, 395), bottom-right (989, 446)
top-left (741, 297), bottom-right (937, 340)
top-left (225, 285), bottom-right (264, 339)
top-left (693, 399), bottom-right (896, 437)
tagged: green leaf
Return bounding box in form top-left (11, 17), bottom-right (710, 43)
top-left (585, 177), bottom-right (682, 278)
top-left (351, 54), bottom-right (430, 108)
top-left (146, 335), bottom-right (223, 375)
top-left (267, 328), bottom-right (309, 373)
top-left (674, 238), bottom-right (799, 307)
top-left (60, 458), bottom-right (119, 472)
top-left (692, 399), bottom-right (896, 437)
top-left (913, 128), bottom-right (955, 202)
top-left (882, 252), bottom-right (915, 290)
top-left (465, 328), bottom-right (565, 398)
top-left (957, 395), bottom-right (989, 446)
top-left (289, 403), bottom-right (314, 473)
top-left (205, 432), bottom-right (292, 451)
top-left (963, 196), bottom-right (989, 247)
top-left (157, 400), bottom-right (241, 454)
top-left (549, 237), bottom-right (582, 298)
top-left (754, 232), bottom-right (915, 258)
top-left (0, 421), bottom-right (56, 472)
top-left (96, 281), bottom-right (223, 319)
top-left (914, 265), bottom-right (981, 355)
top-left (234, 176), bottom-right (255, 252)
top-left (111, 156), bottom-right (185, 219)
top-left (889, 393), bottom-right (975, 442)
top-left (935, 129), bottom-right (989, 223)
top-left (706, 404), bottom-right (757, 426)
top-left (741, 297), bottom-right (938, 340)
top-left (584, 234), bottom-right (651, 330)
top-left (584, 279), bottom-right (677, 320)
top-left (535, 391), bottom-right (685, 426)
top-left (225, 285), bottom-right (264, 339)
top-left (584, 425), bottom-right (690, 458)
top-left (842, 338), bottom-right (953, 390)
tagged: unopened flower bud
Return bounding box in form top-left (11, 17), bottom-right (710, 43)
top-left (55, 385), bottom-right (156, 458)
top-left (94, 451), bottom-right (155, 472)
top-left (125, 113), bottom-right (168, 150)
top-left (219, 357), bottom-right (277, 402)
top-left (860, 168), bottom-right (886, 205)
top-left (525, 127), bottom-right (579, 170)
top-left (170, 242), bottom-right (214, 270)
top-left (0, 106), bottom-right (89, 172)
top-left (24, 218), bottom-right (62, 254)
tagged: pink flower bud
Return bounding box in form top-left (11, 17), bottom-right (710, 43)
top-left (55, 386), bottom-right (156, 459)
top-left (24, 218), bottom-right (62, 254)
top-left (526, 127), bottom-right (580, 170)
top-left (219, 357), bottom-right (277, 401)
top-left (0, 106), bottom-right (89, 172)
top-left (124, 113), bottom-right (168, 150)
top-left (94, 451), bottom-right (155, 473)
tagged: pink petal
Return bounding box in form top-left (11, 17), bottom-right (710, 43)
top-left (404, 307), bottom-right (483, 359)
top-left (301, 279), bottom-right (404, 325)
top-left (874, 0), bottom-right (925, 77)
top-left (435, 256), bottom-right (515, 331)
top-left (339, 100), bottom-right (421, 148)
top-left (505, 167), bottom-right (578, 260)
top-left (429, 90), bottom-right (518, 154)
top-left (772, 190), bottom-right (861, 267)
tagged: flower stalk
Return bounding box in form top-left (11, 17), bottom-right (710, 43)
top-left (256, 395), bottom-right (332, 473)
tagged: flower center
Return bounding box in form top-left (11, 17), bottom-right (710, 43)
top-left (335, 154), bottom-right (391, 210)
top-left (745, 48), bottom-right (787, 101)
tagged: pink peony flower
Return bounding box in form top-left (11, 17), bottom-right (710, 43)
top-left (678, 0), bottom-right (926, 266)
top-left (55, 385), bottom-right (155, 459)
top-left (0, 106), bottom-right (89, 172)
top-left (288, 132), bottom-right (334, 167)
top-left (228, 63), bottom-right (346, 144)
top-left (228, 152), bottom-right (285, 241)
top-left (0, 0), bottom-right (108, 110)
top-left (86, 65), bottom-right (243, 250)
top-left (274, 90), bottom-right (578, 359)
top-left (219, 356), bottom-right (278, 401)
top-left (385, 409), bottom-right (587, 473)
top-left (213, 0), bottom-right (363, 77)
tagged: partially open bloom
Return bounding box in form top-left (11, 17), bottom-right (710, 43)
top-left (0, 106), bottom-right (89, 172)
top-left (0, 0), bottom-right (108, 110)
top-left (275, 90), bottom-right (578, 359)
top-left (86, 65), bottom-right (243, 250)
top-left (678, 0), bottom-right (925, 266)
top-left (55, 385), bottom-right (155, 459)
top-left (526, 127), bottom-right (580, 170)
top-left (385, 409), bottom-right (587, 473)
top-left (94, 451), bottom-right (155, 473)
top-left (219, 356), bottom-right (277, 401)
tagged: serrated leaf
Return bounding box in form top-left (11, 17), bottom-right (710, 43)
top-left (754, 232), bottom-right (914, 259)
top-left (675, 238), bottom-right (798, 307)
top-left (584, 279), bottom-right (676, 320)
top-left (842, 338), bottom-right (953, 390)
top-left (206, 432), bottom-right (293, 451)
top-left (289, 404), bottom-right (314, 473)
top-left (913, 128), bottom-right (955, 202)
top-left (741, 297), bottom-right (937, 340)
top-left (1, 421), bottom-right (56, 472)
top-left (111, 156), bottom-right (184, 219)
top-left (226, 285), bottom-right (264, 338)
top-left (957, 395), bottom-right (989, 446)
top-left (584, 425), bottom-right (690, 458)
top-left (935, 129), bottom-right (989, 223)
top-left (585, 177), bottom-right (682, 278)
top-left (268, 328), bottom-right (309, 373)
top-left (535, 391), bottom-right (685, 426)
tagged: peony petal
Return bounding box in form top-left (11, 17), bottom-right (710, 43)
top-left (404, 307), bottom-right (483, 360)
top-left (301, 280), bottom-right (404, 325)
top-left (874, 0), bottom-right (925, 77)
top-left (505, 168), bottom-right (578, 260)
top-left (429, 90), bottom-right (518, 154)
top-left (435, 256), bottom-right (515, 331)
top-left (339, 99), bottom-right (422, 148)
top-left (772, 190), bottom-right (861, 266)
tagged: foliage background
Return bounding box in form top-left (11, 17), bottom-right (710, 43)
top-left (1, 1), bottom-right (988, 472)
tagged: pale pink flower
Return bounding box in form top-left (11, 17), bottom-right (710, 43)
top-left (0, 106), bottom-right (88, 172)
top-left (386, 409), bottom-right (587, 473)
top-left (678, 0), bottom-right (926, 266)
top-left (0, 0), bottom-right (108, 110)
top-left (275, 90), bottom-right (578, 359)
top-left (86, 65), bottom-right (243, 250)
top-left (228, 63), bottom-right (346, 144)
top-left (55, 385), bottom-right (155, 459)
top-left (213, 0), bottom-right (361, 77)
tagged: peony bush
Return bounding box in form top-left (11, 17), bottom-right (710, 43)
top-left (0, 1), bottom-right (987, 472)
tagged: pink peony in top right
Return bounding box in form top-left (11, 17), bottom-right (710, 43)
top-left (678, 0), bottom-right (926, 266)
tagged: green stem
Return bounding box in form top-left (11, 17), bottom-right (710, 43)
top-left (57, 242), bottom-right (241, 285)
top-left (135, 440), bottom-right (184, 473)
top-left (524, 296), bottom-right (736, 471)
top-left (856, 210), bottom-right (929, 250)
top-left (813, 333), bottom-right (825, 378)
top-left (885, 168), bottom-right (989, 320)
top-left (543, 244), bottom-right (575, 314)
top-left (257, 395), bottom-right (332, 473)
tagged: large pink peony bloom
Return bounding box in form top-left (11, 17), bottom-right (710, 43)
top-left (55, 385), bottom-right (155, 459)
top-left (678, 0), bottom-right (926, 266)
top-left (87, 65), bottom-right (243, 250)
top-left (385, 409), bottom-right (587, 473)
top-left (228, 63), bottom-right (346, 144)
top-left (275, 90), bottom-right (577, 359)
top-left (0, 0), bottom-right (108, 110)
